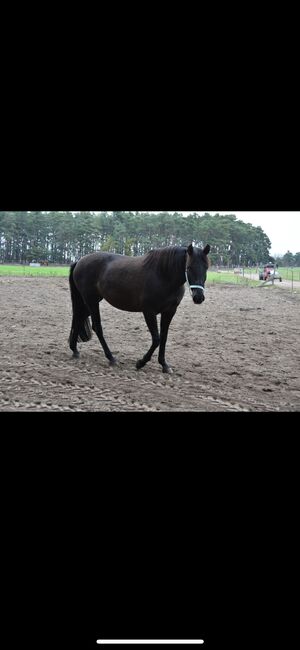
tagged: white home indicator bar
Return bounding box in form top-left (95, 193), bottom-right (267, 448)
top-left (97, 641), bottom-right (204, 645)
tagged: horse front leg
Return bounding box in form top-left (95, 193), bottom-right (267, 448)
top-left (158, 307), bottom-right (177, 373)
top-left (136, 312), bottom-right (160, 370)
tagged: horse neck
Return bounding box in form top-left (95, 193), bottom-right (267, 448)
top-left (143, 246), bottom-right (187, 286)
top-left (179, 249), bottom-right (187, 285)
top-left (163, 247), bottom-right (187, 286)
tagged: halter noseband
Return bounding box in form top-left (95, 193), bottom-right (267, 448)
top-left (185, 269), bottom-right (205, 297)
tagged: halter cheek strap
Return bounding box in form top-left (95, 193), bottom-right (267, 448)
top-left (185, 270), bottom-right (205, 296)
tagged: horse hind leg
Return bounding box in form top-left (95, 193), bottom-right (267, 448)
top-left (69, 317), bottom-right (80, 358)
top-left (89, 299), bottom-right (116, 366)
top-left (69, 264), bottom-right (92, 358)
top-left (69, 309), bottom-right (92, 358)
top-left (136, 313), bottom-right (160, 370)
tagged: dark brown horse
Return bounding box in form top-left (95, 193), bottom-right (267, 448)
top-left (68, 244), bottom-right (210, 373)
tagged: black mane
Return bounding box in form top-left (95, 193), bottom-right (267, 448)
top-left (142, 246), bottom-right (186, 279)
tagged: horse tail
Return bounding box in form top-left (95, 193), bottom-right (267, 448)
top-left (69, 262), bottom-right (92, 344)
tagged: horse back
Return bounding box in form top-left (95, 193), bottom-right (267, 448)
top-left (73, 251), bottom-right (185, 313)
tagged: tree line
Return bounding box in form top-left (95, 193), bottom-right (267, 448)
top-left (0, 211), bottom-right (296, 267)
top-left (273, 250), bottom-right (300, 267)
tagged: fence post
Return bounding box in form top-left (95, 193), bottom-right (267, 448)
top-left (291, 270), bottom-right (293, 293)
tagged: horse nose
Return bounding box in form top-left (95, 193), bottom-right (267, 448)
top-left (193, 292), bottom-right (205, 304)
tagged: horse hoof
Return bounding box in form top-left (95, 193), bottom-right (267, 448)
top-left (72, 351), bottom-right (80, 358)
top-left (109, 357), bottom-right (117, 366)
top-left (136, 360), bottom-right (144, 370)
top-left (163, 365), bottom-right (173, 374)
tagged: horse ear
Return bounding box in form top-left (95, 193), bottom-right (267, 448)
top-left (203, 244), bottom-right (210, 255)
top-left (187, 244), bottom-right (193, 255)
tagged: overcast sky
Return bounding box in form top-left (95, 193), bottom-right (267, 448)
top-left (176, 211), bottom-right (300, 256)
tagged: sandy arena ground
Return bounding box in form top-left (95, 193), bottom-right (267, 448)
top-left (1, 277), bottom-right (299, 411)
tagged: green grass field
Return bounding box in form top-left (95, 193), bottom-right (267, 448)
top-left (0, 264), bottom-right (261, 285)
top-left (246, 266), bottom-right (300, 280)
top-left (207, 271), bottom-right (260, 287)
top-left (0, 265), bottom-right (69, 276)
top-left (1, 264), bottom-right (298, 286)
top-left (277, 267), bottom-right (300, 280)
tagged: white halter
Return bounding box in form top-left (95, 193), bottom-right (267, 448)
top-left (185, 269), bottom-right (205, 297)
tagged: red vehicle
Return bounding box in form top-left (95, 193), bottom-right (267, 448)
top-left (259, 264), bottom-right (282, 281)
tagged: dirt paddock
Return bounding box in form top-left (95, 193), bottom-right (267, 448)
top-left (1, 277), bottom-right (299, 411)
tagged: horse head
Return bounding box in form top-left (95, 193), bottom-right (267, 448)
top-left (186, 244), bottom-right (210, 304)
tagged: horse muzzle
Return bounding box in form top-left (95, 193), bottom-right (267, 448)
top-left (193, 290), bottom-right (205, 304)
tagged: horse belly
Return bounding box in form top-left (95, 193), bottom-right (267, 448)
top-left (102, 287), bottom-right (142, 312)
